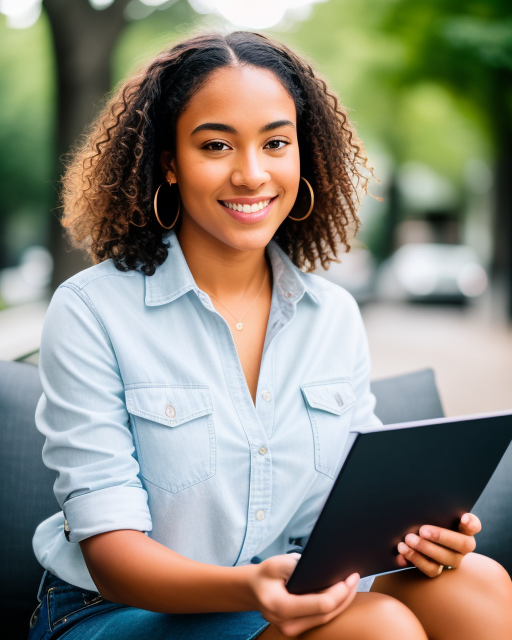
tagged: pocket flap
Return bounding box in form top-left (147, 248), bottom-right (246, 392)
top-left (301, 380), bottom-right (356, 415)
top-left (125, 384), bottom-right (213, 427)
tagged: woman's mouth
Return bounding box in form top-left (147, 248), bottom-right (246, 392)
top-left (218, 196), bottom-right (278, 224)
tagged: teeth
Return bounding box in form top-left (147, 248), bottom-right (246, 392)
top-left (222, 199), bottom-right (271, 213)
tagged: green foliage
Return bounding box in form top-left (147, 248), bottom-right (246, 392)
top-left (0, 12), bottom-right (54, 261)
top-left (112, 0), bottom-right (198, 83)
top-left (1, 0), bottom-right (511, 265)
top-left (0, 14), bottom-right (55, 197)
top-left (277, 0), bottom-right (495, 179)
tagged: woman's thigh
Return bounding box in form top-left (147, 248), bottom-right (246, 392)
top-left (371, 553), bottom-right (512, 640)
top-left (259, 592), bottom-right (428, 640)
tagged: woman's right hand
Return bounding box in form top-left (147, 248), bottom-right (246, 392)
top-left (248, 553), bottom-right (359, 637)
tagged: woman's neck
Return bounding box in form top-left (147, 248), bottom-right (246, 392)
top-left (177, 218), bottom-right (270, 301)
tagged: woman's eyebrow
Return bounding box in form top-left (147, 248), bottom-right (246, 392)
top-left (191, 122), bottom-right (237, 135)
top-left (259, 119), bottom-right (295, 133)
top-left (191, 119), bottom-right (295, 136)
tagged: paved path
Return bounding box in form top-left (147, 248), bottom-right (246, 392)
top-left (362, 302), bottom-right (512, 417)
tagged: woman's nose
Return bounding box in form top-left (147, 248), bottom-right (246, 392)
top-left (231, 149), bottom-right (270, 190)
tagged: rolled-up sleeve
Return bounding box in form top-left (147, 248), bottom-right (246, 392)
top-left (36, 283), bottom-right (152, 543)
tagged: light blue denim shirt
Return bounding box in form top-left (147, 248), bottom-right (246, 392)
top-left (33, 230), bottom-right (381, 593)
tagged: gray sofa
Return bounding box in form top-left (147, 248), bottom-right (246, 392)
top-left (1, 361), bottom-right (511, 638)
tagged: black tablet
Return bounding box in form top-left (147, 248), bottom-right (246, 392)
top-left (286, 410), bottom-right (512, 595)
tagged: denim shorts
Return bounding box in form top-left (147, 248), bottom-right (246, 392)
top-left (29, 571), bottom-right (270, 640)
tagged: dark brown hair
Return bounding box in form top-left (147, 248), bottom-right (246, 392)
top-left (61, 31), bottom-right (372, 275)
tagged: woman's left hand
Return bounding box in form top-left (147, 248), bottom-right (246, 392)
top-left (396, 512), bottom-right (481, 578)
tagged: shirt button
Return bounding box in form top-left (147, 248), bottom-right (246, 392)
top-left (262, 390), bottom-right (271, 402)
top-left (165, 404), bottom-right (176, 419)
top-left (259, 446), bottom-right (268, 456)
top-left (285, 291), bottom-right (293, 298)
top-left (256, 510), bottom-right (266, 521)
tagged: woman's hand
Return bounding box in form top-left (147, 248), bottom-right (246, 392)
top-left (396, 512), bottom-right (481, 578)
top-left (248, 553), bottom-right (359, 637)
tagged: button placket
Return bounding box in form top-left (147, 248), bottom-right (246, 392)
top-left (236, 440), bottom-right (273, 566)
top-left (255, 345), bottom-right (275, 440)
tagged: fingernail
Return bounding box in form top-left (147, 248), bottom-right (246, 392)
top-left (405, 533), bottom-right (419, 547)
top-left (461, 514), bottom-right (470, 525)
top-left (397, 542), bottom-right (409, 554)
top-left (346, 573), bottom-right (360, 588)
top-left (420, 526), bottom-right (432, 539)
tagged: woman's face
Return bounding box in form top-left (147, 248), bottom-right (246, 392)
top-left (162, 64), bottom-right (300, 252)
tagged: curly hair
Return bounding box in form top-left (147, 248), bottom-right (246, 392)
top-left (61, 31), bottom-right (373, 276)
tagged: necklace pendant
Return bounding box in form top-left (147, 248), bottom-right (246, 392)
top-left (236, 322), bottom-right (243, 331)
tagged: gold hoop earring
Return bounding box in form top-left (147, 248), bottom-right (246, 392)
top-left (288, 176), bottom-right (314, 221)
top-left (154, 181), bottom-right (181, 230)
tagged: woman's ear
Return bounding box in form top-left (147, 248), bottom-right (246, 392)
top-left (160, 150), bottom-right (177, 184)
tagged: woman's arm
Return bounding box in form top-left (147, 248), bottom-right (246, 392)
top-left (81, 530), bottom-right (360, 637)
top-left (80, 530), bottom-right (256, 612)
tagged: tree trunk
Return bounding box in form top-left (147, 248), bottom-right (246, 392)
top-left (43, 0), bottom-right (129, 290)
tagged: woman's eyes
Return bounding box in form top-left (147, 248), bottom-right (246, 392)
top-left (203, 141), bottom-right (230, 152)
top-left (265, 138), bottom-right (289, 150)
top-left (201, 138), bottom-right (289, 152)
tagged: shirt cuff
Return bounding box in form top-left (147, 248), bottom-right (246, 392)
top-left (63, 485), bottom-right (152, 543)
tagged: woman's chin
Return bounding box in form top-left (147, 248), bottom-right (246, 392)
top-left (218, 225), bottom-right (281, 252)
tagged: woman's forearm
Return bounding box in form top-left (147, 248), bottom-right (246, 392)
top-left (80, 530), bottom-right (258, 613)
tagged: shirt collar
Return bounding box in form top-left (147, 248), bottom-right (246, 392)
top-left (144, 230), bottom-right (319, 307)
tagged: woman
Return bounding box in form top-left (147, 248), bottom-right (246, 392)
top-left (30, 31), bottom-right (512, 640)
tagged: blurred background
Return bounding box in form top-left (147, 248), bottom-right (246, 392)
top-left (1, 0), bottom-right (511, 415)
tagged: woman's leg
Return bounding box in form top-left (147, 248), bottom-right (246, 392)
top-left (259, 592), bottom-right (428, 640)
top-left (372, 553), bottom-right (512, 640)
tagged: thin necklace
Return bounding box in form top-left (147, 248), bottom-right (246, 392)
top-left (204, 272), bottom-right (267, 331)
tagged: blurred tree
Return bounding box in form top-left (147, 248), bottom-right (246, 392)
top-left (379, 0), bottom-right (512, 316)
top-left (0, 14), bottom-right (54, 270)
top-left (3, 0), bottom-right (509, 311)
top-left (281, 0), bottom-right (512, 316)
top-left (279, 0), bottom-right (490, 260)
top-left (42, 0), bottom-right (130, 288)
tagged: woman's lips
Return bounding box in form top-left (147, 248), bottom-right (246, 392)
top-left (218, 196), bottom-right (277, 224)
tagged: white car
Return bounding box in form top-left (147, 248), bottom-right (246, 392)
top-left (376, 243), bottom-right (488, 302)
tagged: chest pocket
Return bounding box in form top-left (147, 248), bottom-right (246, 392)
top-left (125, 384), bottom-right (216, 494)
top-left (301, 379), bottom-right (356, 480)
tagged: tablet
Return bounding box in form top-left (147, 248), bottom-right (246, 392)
top-left (286, 410), bottom-right (512, 595)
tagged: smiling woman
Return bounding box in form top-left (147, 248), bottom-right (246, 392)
top-left (60, 31), bottom-right (369, 275)
top-left (29, 30), bottom-right (512, 640)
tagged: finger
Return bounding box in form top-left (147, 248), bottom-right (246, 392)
top-left (278, 577), bottom-right (359, 637)
top-left (279, 574), bottom-right (357, 619)
top-left (397, 542), bottom-right (444, 578)
top-left (458, 513), bottom-right (481, 536)
top-left (396, 553), bottom-right (409, 567)
top-left (404, 533), bottom-right (462, 568)
top-left (418, 525), bottom-right (477, 555)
